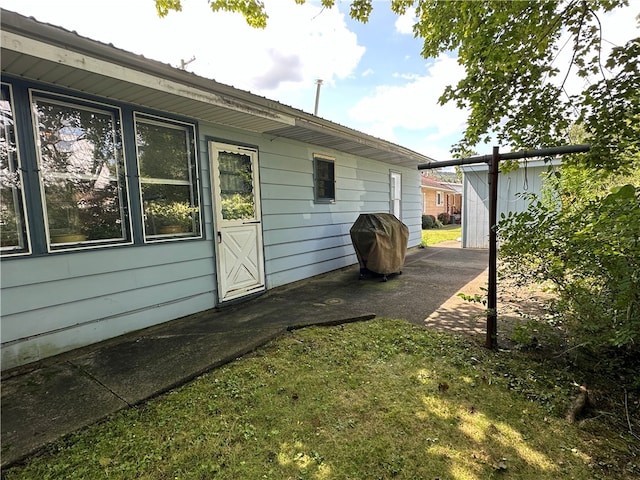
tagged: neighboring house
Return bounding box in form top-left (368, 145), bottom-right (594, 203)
top-left (0, 10), bottom-right (435, 370)
top-left (462, 158), bottom-right (559, 248)
top-left (420, 174), bottom-right (462, 220)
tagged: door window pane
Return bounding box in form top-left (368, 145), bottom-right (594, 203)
top-left (218, 151), bottom-right (255, 221)
top-left (0, 84), bottom-right (29, 254)
top-left (136, 116), bottom-right (200, 238)
top-left (33, 96), bottom-right (127, 247)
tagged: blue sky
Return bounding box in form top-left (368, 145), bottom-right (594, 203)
top-left (1, 0), bottom-right (637, 161)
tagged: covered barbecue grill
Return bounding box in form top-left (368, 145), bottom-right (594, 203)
top-left (350, 213), bottom-right (409, 281)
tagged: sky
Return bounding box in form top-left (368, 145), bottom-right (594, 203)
top-left (1, 0), bottom-right (638, 161)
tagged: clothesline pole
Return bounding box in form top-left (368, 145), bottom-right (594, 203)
top-left (418, 143), bottom-right (590, 349)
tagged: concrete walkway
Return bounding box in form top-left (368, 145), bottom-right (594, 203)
top-left (1, 242), bottom-right (489, 468)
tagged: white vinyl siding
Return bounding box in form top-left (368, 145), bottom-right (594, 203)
top-left (0, 241), bottom-right (216, 367)
top-left (209, 130), bottom-right (422, 289)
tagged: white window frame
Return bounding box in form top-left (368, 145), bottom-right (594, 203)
top-left (436, 190), bottom-right (444, 206)
top-left (30, 91), bottom-right (132, 252)
top-left (134, 113), bottom-right (202, 242)
top-left (390, 171), bottom-right (402, 219)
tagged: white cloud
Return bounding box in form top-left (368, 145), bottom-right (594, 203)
top-left (394, 7), bottom-right (416, 35)
top-left (0, 0), bottom-right (365, 107)
top-left (348, 54), bottom-right (468, 143)
top-left (392, 72), bottom-right (421, 80)
top-left (600, 5), bottom-right (639, 48)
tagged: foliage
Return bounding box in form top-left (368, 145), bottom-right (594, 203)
top-left (437, 212), bottom-right (451, 224)
top-left (221, 193), bottom-right (254, 220)
top-left (498, 171), bottom-right (640, 376)
top-left (412, 0), bottom-right (638, 169)
top-left (421, 214), bottom-right (436, 229)
top-left (6, 319), bottom-right (638, 479)
top-left (154, 0), bottom-right (639, 172)
top-left (421, 214), bottom-right (449, 231)
top-left (457, 290), bottom-right (487, 306)
top-left (146, 201), bottom-right (198, 229)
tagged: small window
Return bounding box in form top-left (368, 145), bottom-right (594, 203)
top-left (32, 94), bottom-right (129, 249)
top-left (135, 114), bottom-right (200, 239)
top-left (436, 191), bottom-right (444, 206)
top-left (314, 154), bottom-right (335, 203)
top-left (0, 84), bottom-right (29, 255)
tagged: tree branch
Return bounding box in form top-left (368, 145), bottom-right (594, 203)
top-left (624, 388), bottom-right (640, 441)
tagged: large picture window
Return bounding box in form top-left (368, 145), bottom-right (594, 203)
top-left (0, 84), bottom-right (29, 254)
top-left (2, 82), bottom-right (205, 256)
top-left (314, 154), bottom-right (335, 203)
top-left (32, 94), bottom-right (128, 249)
top-left (135, 115), bottom-right (200, 239)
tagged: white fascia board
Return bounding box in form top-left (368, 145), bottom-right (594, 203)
top-left (2, 31), bottom-right (296, 127)
top-left (295, 116), bottom-right (434, 164)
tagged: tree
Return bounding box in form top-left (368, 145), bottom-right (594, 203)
top-left (155, 0), bottom-right (639, 171)
top-left (497, 165), bottom-right (640, 376)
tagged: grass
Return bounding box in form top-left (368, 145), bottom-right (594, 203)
top-left (422, 225), bottom-right (461, 246)
top-left (5, 319), bottom-right (638, 480)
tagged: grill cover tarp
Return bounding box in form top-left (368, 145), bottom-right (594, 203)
top-left (350, 213), bottom-right (409, 275)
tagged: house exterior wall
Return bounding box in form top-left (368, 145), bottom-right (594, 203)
top-left (205, 124), bottom-right (421, 289)
top-left (0, 243), bottom-right (218, 369)
top-left (422, 188), bottom-right (462, 218)
top-left (462, 161), bottom-right (554, 248)
top-left (0, 84), bottom-right (421, 370)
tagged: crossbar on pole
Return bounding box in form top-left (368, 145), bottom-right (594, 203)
top-left (417, 144), bottom-right (590, 170)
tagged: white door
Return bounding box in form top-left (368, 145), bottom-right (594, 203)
top-left (210, 142), bottom-right (265, 302)
top-left (390, 171), bottom-right (402, 219)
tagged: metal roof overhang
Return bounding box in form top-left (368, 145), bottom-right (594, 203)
top-left (1, 10), bottom-right (434, 169)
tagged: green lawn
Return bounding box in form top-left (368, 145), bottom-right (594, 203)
top-left (5, 319), bottom-right (636, 480)
top-left (422, 224), bottom-right (461, 246)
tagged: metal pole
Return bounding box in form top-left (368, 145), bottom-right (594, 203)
top-left (418, 155), bottom-right (491, 170)
top-left (314, 79), bottom-right (323, 116)
top-left (486, 146), bottom-right (499, 349)
top-left (179, 56), bottom-right (196, 70)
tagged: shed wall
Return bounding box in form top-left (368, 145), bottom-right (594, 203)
top-left (462, 164), bottom-right (550, 248)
